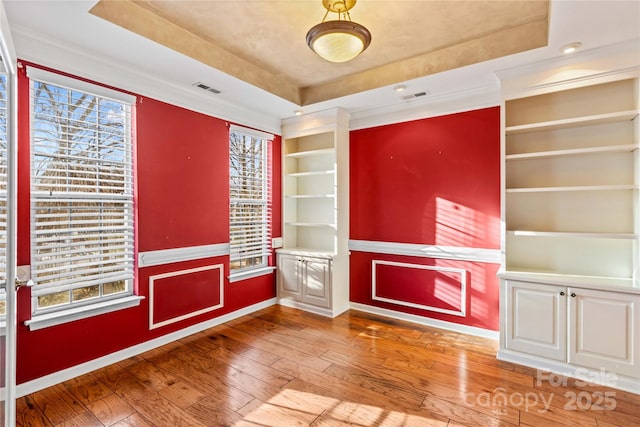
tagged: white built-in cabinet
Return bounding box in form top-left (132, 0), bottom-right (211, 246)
top-left (276, 108), bottom-right (350, 317)
top-left (278, 253), bottom-right (332, 308)
top-left (505, 280), bottom-right (639, 378)
top-left (498, 59), bottom-right (640, 393)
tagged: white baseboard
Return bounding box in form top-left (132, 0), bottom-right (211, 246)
top-left (277, 298), bottom-right (347, 318)
top-left (17, 298), bottom-right (500, 397)
top-left (16, 298), bottom-right (277, 397)
top-left (497, 349), bottom-right (640, 395)
top-left (349, 302), bottom-right (499, 340)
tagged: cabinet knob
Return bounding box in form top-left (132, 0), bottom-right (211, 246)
top-left (571, 293), bottom-right (576, 298)
top-left (560, 291), bottom-right (565, 296)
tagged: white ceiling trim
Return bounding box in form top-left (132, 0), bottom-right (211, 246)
top-left (10, 24), bottom-right (283, 135)
top-left (349, 84), bottom-right (501, 131)
top-left (496, 38), bottom-right (640, 98)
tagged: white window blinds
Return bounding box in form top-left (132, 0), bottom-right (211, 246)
top-left (229, 126), bottom-right (272, 272)
top-left (28, 67), bottom-right (135, 312)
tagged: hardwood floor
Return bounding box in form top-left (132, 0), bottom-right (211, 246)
top-left (17, 305), bottom-right (640, 426)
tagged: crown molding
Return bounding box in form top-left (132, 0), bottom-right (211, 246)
top-left (10, 24), bottom-right (282, 135)
top-left (348, 83), bottom-right (500, 130)
top-left (496, 38), bottom-right (640, 99)
top-left (282, 107), bottom-right (350, 138)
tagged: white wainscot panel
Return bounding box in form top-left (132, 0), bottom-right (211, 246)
top-left (149, 264), bottom-right (224, 330)
top-left (372, 260), bottom-right (467, 317)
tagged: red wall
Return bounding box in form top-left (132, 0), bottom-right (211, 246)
top-left (15, 62), bottom-right (281, 384)
top-left (349, 107), bottom-right (501, 330)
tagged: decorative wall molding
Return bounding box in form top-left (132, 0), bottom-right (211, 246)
top-left (138, 243), bottom-right (229, 268)
top-left (15, 298), bottom-right (278, 398)
top-left (349, 239), bottom-right (501, 264)
top-left (11, 25), bottom-right (282, 134)
top-left (149, 264), bottom-right (224, 330)
top-left (372, 260), bottom-right (467, 317)
top-left (350, 302), bottom-right (499, 340)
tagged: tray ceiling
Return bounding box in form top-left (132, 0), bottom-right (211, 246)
top-left (90, 0), bottom-right (549, 106)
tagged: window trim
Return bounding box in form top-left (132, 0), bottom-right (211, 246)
top-left (228, 266), bottom-right (276, 283)
top-left (26, 67), bottom-right (136, 105)
top-left (24, 295), bottom-right (144, 331)
top-left (229, 125), bottom-right (273, 282)
top-left (27, 66), bottom-right (136, 317)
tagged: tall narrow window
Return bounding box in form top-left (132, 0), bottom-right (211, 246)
top-left (0, 73), bottom-right (7, 316)
top-left (229, 126), bottom-right (272, 278)
top-left (28, 67), bottom-right (135, 314)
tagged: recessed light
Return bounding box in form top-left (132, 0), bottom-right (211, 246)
top-left (294, 110), bottom-right (303, 116)
top-left (560, 42), bottom-right (582, 55)
top-left (394, 85), bottom-right (407, 92)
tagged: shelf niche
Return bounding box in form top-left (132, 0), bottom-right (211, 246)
top-left (503, 77), bottom-right (639, 290)
top-left (278, 108), bottom-right (350, 318)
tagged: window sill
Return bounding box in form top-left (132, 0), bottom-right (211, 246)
top-left (24, 295), bottom-right (144, 331)
top-left (229, 266), bottom-right (276, 283)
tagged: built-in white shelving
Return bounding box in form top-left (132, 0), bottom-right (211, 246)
top-left (505, 144), bottom-right (638, 160)
top-left (284, 222), bottom-right (336, 227)
top-left (284, 147), bottom-right (335, 158)
top-left (286, 170), bottom-right (335, 177)
top-left (285, 194), bottom-right (334, 199)
top-left (278, 108), bottom-right (350, 317)
top-left (505, 110), bottom-right (638, 134)
top-left (506, 184), bottom-right (637, 193)
top-left (507, 230), bottom-right (637, 239)
top-left (503, 268), bottom-right (638, 291)
top-left (497, 43), bottom-right (640, 393)
top-left (282, 129), bottom-right (338, 253)
top-left (502, 77), bottom-right (639, 290)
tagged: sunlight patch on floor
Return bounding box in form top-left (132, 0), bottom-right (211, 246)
top-left (238, 388), bottom-right (447, 426)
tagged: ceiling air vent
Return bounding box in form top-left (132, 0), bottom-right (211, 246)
top-left (193, 82), bottom-right (221, 94)
top-left (402, 91), bottom-right (429, 101)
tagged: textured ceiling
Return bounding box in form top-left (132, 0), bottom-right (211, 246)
top-left (90, 0), bottom-right (549, 106)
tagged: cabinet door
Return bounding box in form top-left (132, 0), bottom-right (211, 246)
top-left (505, 280), bottom-right (567, 361)
top-left (569, 288), bottom-right (639, 378)
top-left (278, 254), bottom-right (302, 300)
top-left (301, 257), bottom-right (331, 308)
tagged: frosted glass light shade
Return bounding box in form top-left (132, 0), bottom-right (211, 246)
top-left (306, 20), bottom-right (371, 63)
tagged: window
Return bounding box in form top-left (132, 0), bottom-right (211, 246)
top-left (229, 125), bottom-right (272, 278)
top-left (0, 73), bottom-right (7, 316)
top-left (28, 67), bottom-right (135, 314)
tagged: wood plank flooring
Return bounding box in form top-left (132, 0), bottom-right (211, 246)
top-left (16, 305), bottom-right (640, 426)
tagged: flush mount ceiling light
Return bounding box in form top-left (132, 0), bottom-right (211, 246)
top-left (306, 0), bottom-right (371, 63)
